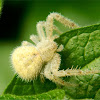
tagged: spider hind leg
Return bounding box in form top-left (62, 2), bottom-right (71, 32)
top-left (43, 63), bottom-right (76, 86)
top-left (44, 53), bottom-right (99, 86)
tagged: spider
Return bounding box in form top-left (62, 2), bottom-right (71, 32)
top-left (11, 12), bottom-right (99, 86)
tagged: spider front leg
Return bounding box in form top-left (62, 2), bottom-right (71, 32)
top-left (36, 21), bottom-right (62, 41)
top-left (50, 53), bottom-right (99, 78)
top-left (46, 12), bottom-right (79, 38)
top-left (36, 21), bottom-right (46, 40)
top-left (30, 35), bottom-right (40, 45)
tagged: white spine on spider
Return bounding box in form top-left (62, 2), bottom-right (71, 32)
top-left (11, 12), bottom-right (99, 86)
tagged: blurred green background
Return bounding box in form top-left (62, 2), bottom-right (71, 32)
top-left (0, 0), bottom-right (100, 95)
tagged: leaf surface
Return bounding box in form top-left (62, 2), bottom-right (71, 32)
top-left (0, 89), bottom-right (65, 100)
top-left (4, 74), bottom-right (56, 95)
top-left (56, 24), bottom-right (100, 99)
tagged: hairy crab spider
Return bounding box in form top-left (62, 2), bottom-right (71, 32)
top-left (11, 12), bottom-right (99, 86)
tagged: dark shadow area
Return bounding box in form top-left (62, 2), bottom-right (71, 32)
top-left (0, 0), bottom-right (34, 41)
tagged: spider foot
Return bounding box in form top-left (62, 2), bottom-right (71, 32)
top-left (57, 44), bottom-right (64, 52)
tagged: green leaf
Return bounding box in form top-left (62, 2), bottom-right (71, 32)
top-left (2, 23), bottom-right (100, 99)
top-left (56, 24), bottom-right (100, 69)
top-left (0, 89), bottom-right (65, 100)
top-left (4, 74), bottom-right (56, 95)
top-left (55, 24), bottom-right (100, 99)
top-left (95, 89), bottom-right (100, 99)
top-left (0, 0), bottom-right (3, 15)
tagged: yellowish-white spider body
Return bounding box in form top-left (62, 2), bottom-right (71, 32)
top-left (11, 46), bottom-right (43, 81)
top-left (11, 12), bottom-right (99, 86)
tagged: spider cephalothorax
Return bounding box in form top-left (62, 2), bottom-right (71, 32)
top-left (11, 12), bottom-right (99, 86)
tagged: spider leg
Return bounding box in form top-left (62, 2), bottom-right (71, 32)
top-left (21, 41), bottom-right (34, 46)
top-left (46, 12), bottom-right (79, 39)
top-left (57, 44), bottom-right (64, 52)
top-left (43, 60), bottom-right (75, 86)
top-left (40, 68), bottom-right (45, 83)
top-left (52, 35), bottom-right (59, 40)
top-left (50, 53), bottom-right (99, 77)
top-left (36, 21), bottom-right (46, 41)
top-left (30, 35), bottom-right (40, 45)
top-left (37, 21), bottom-right (62, 40)
top-left (52, 25), bottom-right (62, 34)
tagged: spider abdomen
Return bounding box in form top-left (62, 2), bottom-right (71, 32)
top-left (11, 46), bottom-right (43, 81)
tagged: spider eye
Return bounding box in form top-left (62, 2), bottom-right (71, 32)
top-left (33, 53), bottom-right (37, 56)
